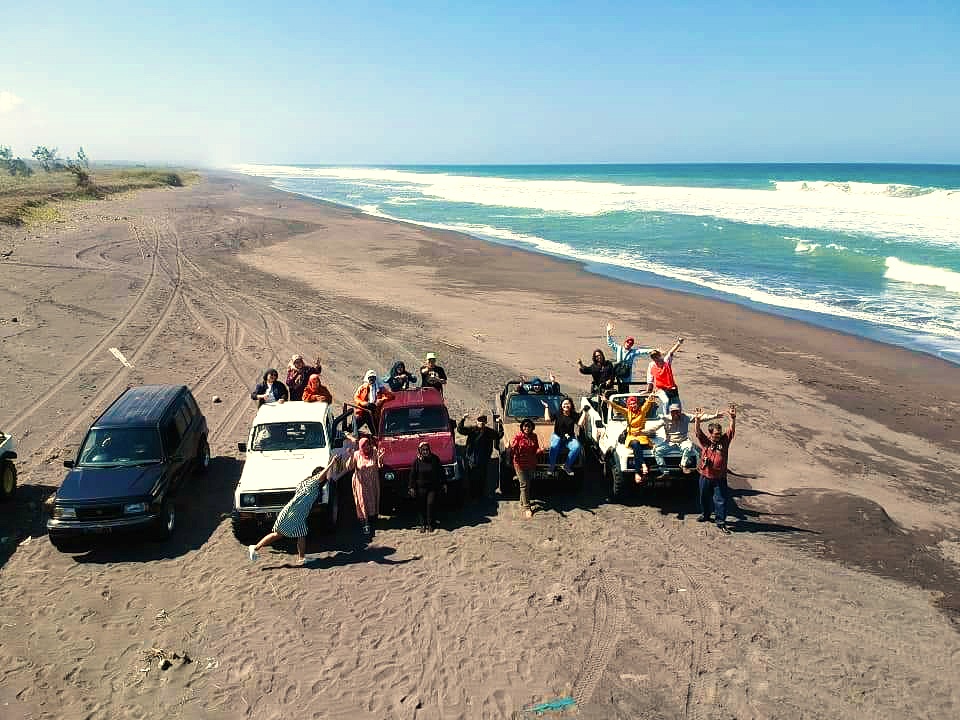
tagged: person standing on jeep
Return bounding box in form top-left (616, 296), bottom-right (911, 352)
top-left (457, 413), bottom-right (503, 498)
top-left (694, 404), bottom-right (736, 532)
top-left (645, 337), bottom-right (684, 406)
top-left (420, 353), bottom-right (448, 395)
top-left (606, 322), bottom-right (651, 391)
top-left (384, 361), bottom-right (418, 391)
top-left (578, 350), bottom-right (616, 396)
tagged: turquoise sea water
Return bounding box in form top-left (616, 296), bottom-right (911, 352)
top-left (235, 163), bottom-right (960, 364)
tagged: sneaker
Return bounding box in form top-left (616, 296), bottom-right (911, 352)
top-left (696, 515), bottom-right (711, 523)
top-left (717, 522), bottom-right (731, 534)
top-left (561, 466), bottom-right (575, 477)
top-left (247, 545), bottom-right (259, 562)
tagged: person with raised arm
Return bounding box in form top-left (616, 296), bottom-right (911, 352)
top-left (645, 337), bottom-right (684, 407)
top-left (578, 349), bottom-right (616, 396)
top-left (457, 412), bottom-right (503, 498)
top-left (286, 353), bottom-right (323, 401)
top-left (647, 402), bottom-right (721, 475)
top-left (603, 393), bottom-right (657, 481)
top-left (543, 397), bottom-right (587, 477)
top-left (694, 403), bottom-right (737, 532)
top-left (606, 322), bottom-right (651, 391)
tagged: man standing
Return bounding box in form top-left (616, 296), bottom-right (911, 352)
top-left (694, 404), bottom-right (737, 532)
top-left (646, 337), bottom-right (684, 406)
top-left (420, 353), bottom-right (448, 394)
top-left (606, 322), bottom-right (651, 390)
top-left (457, 413), bottom-right (503, 498)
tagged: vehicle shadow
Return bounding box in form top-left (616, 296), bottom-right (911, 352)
top-left (69, 456), bottom-right (242, 564)
top-left (0, 483), bottom-right (58, 570)
top-left (260, 545), bottom-right (421, 570)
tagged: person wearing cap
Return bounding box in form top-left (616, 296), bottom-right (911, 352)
top-left (353, 370), bottom-right (395, 433)
top-left (285, 353), bottom-right (322, 401)
top-left (509, 419), bottom-right (541, 518)
top-left (694, 404), bottom-right (737, 532)
top-left (457, 412), bottom-right (504, 498)
top-left (645, 337), bottom-right (684, 407)
top-left (408, 441), bottom-right (445, 532)
top-left (606, 322), bottom-right (652, 391)
top-left (420, 353), bottom-right (448, 394)
top-left (647, 402), bottom-right (720, 474)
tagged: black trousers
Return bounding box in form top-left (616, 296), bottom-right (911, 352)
top-left (467, 461), bottom-right (489, 497)
top-left (415, 487), bottom-right (437, 528)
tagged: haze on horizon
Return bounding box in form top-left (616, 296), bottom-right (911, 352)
top-left (2, 0), bottom-right (958, 168)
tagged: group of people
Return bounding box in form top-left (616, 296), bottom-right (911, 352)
top-left (251, 354), bottom-right (332, 406)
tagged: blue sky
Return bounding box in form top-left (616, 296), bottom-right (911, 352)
top-left (1, 0), bottom-right (958, 165)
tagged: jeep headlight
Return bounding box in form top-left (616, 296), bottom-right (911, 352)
top-left (123, 502), bottom-right (149, 514)
top-left (383, 471), bottom-right (396, 482)
top-left (54, 506), bottom-right (77, 519)
top-left (240, 494), bottom-right (258, 507)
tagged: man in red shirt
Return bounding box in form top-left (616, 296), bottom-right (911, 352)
top-left (694, 403), bottom-right (737, 532)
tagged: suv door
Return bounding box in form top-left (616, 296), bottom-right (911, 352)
top-left (160, 416), bottom-right (187, 495)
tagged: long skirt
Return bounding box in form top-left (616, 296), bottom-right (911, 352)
top-left (352, 465), bottom-right (380, 521)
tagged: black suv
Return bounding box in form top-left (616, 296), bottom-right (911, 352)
top-left (48, 385), bottom-right (209, 551)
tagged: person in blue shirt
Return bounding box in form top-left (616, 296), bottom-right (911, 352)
top-left (606, 322), bottom-right (651, 391)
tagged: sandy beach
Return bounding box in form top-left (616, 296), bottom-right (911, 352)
top-left (1, 174), bottom-right (959, 719)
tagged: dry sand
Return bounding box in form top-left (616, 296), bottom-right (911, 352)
top-left (0, 174), bottom-right (959, 719)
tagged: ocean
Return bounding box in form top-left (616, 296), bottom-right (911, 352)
top-left (234, 163), bottom-right (960, 364)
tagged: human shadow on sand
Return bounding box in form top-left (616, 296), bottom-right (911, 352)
top-left (260, 545), bottom-right (421, 571)
top-left (69, 456), bottom-right (242, 564)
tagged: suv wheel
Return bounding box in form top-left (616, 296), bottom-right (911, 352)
top-left (606, 450), bottom-right (627, 501)
top-left (49, 535), bottom-right (86, 553)
top-left (0, 460), bottom-right (16, 501)
top-left (151, 498), bottom-right (176, 541)
top-left (197, 437), bottom-right (211, 473)
top-left (231, 514), bottom-right (260, 545)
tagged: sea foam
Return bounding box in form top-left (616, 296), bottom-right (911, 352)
top-left (884, 257), bottom-right (960, 294)
top-left (233, 164), bottom-right (960, 248)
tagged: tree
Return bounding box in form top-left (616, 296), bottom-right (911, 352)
top-left (31, 145), bottom-right (64, 172)
top-left (76, 146), bottom-right (89, 169)
top-left (0, 145), bottom-right (32, 177)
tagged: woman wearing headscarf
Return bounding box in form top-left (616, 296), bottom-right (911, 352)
top-left (603, 393), bottom-right (657, 480)
top-left (251, 368), bottom-right (289, 407)
top-left (384, 361), bottom-right (418, 392)
top-left (408, 441), bottom-right (444, 532)
top-left (285, 354), bottom-right (322, 401)
top-left (302, 373), bottom-right (333, 404)
top-left (351, 436), bottom-right (384, 537)
top-left (509, 418), bottom-right (541, 519)
top-left (354, 370), bottom-right (395, 433)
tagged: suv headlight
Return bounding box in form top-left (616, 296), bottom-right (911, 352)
top-left (240, 494), bottom-right (258, 507)
top-left (54, 506), bottom-right (77, 519)
top-left (383, 471), bottom-right (396, 482)
top-left (123, 502), bottom-right (149, 514)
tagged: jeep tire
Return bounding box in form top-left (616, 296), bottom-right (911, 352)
top-left (151, 497), bottom-right (176, 541)
top-left (197, 436), bottom-right (211, 474)
top-left (606, 450), bottom-right (627, 501)
top-left (0, 459), bottom-right (16, 501)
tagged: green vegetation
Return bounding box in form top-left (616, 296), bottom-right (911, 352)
top-left (0, 166), bottom-right (199, 226)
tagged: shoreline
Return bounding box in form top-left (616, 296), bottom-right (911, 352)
top-left (262, 178), bottom-right (960, 367)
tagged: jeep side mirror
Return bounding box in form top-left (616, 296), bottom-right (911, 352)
top-left (237, 442), bottom-right (247, 453)
top-left (63, 460), bottom-right (75, 469)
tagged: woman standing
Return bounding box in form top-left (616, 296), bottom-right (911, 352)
top-left (286, 354), bottom-right (322, 401)
top-left (408, 441), bottom-right (444, 532)
top-left (251, 368), bottom-right (289, 407)
top-left (510, 418), bottom-right (540, 519)
top-left (352, 437), bottom-right (384, 537)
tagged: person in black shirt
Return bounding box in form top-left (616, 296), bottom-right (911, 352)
top-left (408, 441), bottom-right (444, 532)
top-left (384, 361), bottom-right (418, 392)
top-left (577, 350), bottom-right (616, 395)
top-left (457, 413), bottom-right (504, 498)
top-left (544, 397), bottom-right (587, 476)
top-left (517, 374), bottom-right (561, 395)
top-left (420, 352), bottom-right (448, 395)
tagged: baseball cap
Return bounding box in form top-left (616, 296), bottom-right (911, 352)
top-left (668, 403), bottom-right (682, 412)
top-left (425, 352), bottom-right (437, 360)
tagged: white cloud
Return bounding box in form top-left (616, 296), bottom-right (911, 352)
top-left (0, 91), bottom-right (24, 114)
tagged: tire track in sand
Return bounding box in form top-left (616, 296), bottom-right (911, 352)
top-left (571, 567), bottom-right (627, 709)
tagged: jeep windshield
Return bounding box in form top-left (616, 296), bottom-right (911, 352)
top-left (251, 422), bottom-right (327, 451)
top-left (382, 406), bottom-right (449, 436)
top-left (506, 394), bottom-right (565, 420)
top-left (78, 428), bottom-right (163, 467)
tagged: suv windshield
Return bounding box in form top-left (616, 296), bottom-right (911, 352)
top-left (382, 406), bottom-right (449, 436)
top-left (506, 394), bottom-right (565, 419)
top-left (78, 428), bottom-right (163, 467)
top-left (251, 422), bottom-right (327, 451)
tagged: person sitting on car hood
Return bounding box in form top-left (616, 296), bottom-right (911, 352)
top-left (384, 361), bottom-right (418, 392)
top-left (251, 368), bottom-right (288, 407)
top-left (604, 394), bottom-right (657, 480)
top-left (647, 402), bottom-right (720, 474)
top-left (302, 373), bottom-right (333, 404)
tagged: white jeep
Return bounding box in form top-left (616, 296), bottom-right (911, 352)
top-left (0, 431), bottom-right (16, 501)
top-left (579, 387), bottom-right (696, 500)
top-left (231, 401), bottom-right (343, 544)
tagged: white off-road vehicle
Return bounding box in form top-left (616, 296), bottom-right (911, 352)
top-left (231, 401), bottom-right (344, 544)
top-left (579, 386), bottom-right (695, 500)
top-left (0, 431), bottom-right (17, 501)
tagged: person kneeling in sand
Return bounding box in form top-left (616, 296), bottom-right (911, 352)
top-left (247, 435), bottom-right (357, 565)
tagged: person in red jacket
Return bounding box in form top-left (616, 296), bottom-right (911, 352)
top-left (353, 370), bottom-right (395, 433)
top-left (694, 403), bottom-right (737, 532)
top-left (509, 418), bottom-right (540, 519)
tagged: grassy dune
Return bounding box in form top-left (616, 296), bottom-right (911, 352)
top-left (0, 168), bottom-right (199, 225)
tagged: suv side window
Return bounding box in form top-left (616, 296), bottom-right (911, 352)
top-left (175, 405), bottom-right (191, 436)
top-left (161, 418), bottom-right (182, 455)
top-left (184, 393), bottom-right (199, 421)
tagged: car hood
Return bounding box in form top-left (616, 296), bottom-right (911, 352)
top-left (57, 463), bottom-right (165, 502)
top-left (237, 450), bottom-right (330, 492)
top-left (379, 433), bottom-right (455, 468)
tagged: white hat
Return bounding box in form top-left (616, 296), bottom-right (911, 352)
top-left (365, 369), bottom-right (377, 379)
top-left (425, 352), bottom-right (437, 360)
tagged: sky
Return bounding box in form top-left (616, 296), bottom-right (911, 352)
top-left (1, 0), bottom-right (958, 166)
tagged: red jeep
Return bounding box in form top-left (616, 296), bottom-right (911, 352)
top-left (344, 388), bottom-right (463, 505)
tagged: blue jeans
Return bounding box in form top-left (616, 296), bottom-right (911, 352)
top-left (548, 434), bottom-right (581, 471)
top-left (699, 474), bottom-right (728, 525)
